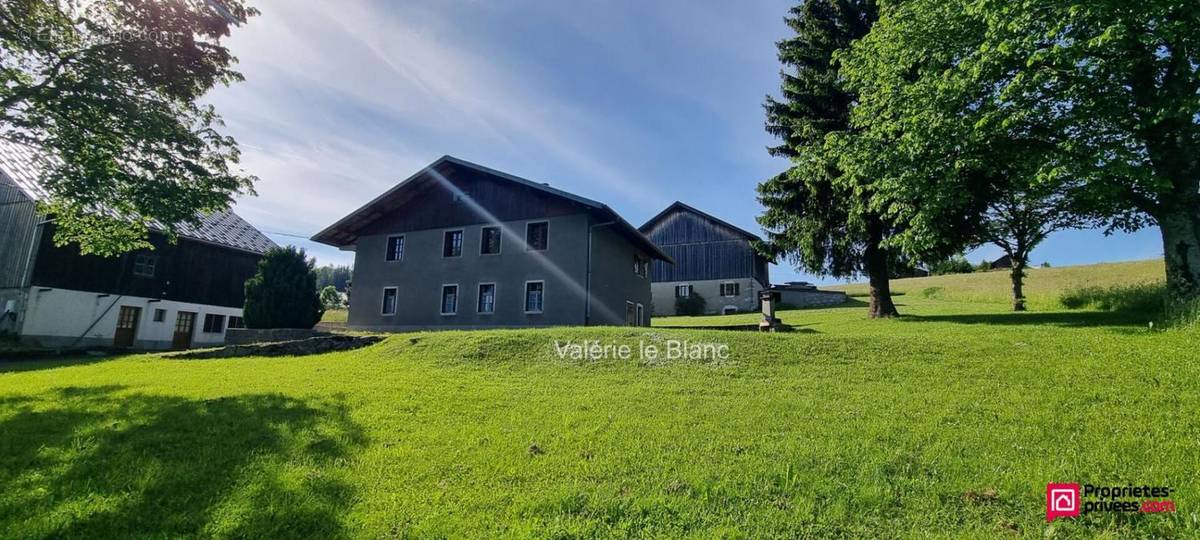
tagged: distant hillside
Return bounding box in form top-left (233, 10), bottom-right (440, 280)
top-left (827, 259), bottom-right (1165, 308)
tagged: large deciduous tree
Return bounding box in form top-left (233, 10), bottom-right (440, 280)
top-left (0, 0), bottom-right (258, 256)
top-left (758, 0), bottom-right (903, 318)
top-left (840, 0), bottom-right (1200, 306)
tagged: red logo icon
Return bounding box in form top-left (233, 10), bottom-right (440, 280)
top-left (1047, 483), bottom-right (1080, 522)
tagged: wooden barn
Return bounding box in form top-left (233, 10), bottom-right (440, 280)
top-left (0, 141), bottom-right (275, 350)
top-left (639, 201), bottom-right (771, 316)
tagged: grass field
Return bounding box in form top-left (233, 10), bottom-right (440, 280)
top-left (827, 259), bottom-right (1165, 309)
top-left (2, 260), bottom-right (1197, 538)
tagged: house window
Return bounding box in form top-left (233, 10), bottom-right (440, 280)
top-left (381, 287), bottom-right (397, 315)
top-left (202, 314), bottom-right (226, 333)
top-left (441, 285), bottom-right (459, 315)
top-left (637, 303), bottom-right (644, 326)
top-left (132, 254), bottom-right (157, 278)
top-left (228, 316), bottom-right (245, 329)
top-left (478, 283), bottom-right (496, 314)
top-left (481, 226), bottom-right (502, 255)
top-left (443, 230), bottom-right (463, 257)
top-left (633, 255), bottom-right (649, 277)
top-left (626, 301), bottom-right (636, 326)
top-left (675, 284), bottom-right (692, 298)
top-left (153, 308), bottom-right (166, 322)
top-left (526, 221), bottom-right (548, 251)
top-left (524, 281), bottom-right (544, 313)
top-left (386, 235), bottom-right (405, 261)
top-left (720, 283), bottom-right (740, 297)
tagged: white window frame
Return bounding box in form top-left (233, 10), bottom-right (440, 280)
top-left (675, 284), bottom-right (692, 298)
top-left (381, 286), bottom-right (398, 316)
top-left (525, 221), bottom-right (549, 251)
top-left (720, 282), bottom-right (739, 297)
top-left (524, 280), bottom-right (545, 314)
top-left (440, 284), bottom-right (459, 315)
top-left (477, 282), bottom-right (496, 314)
top-left (637, 303), bottom-right (644, 326)
top-left (385, 234), bottom-right (405, 262)
top-left (480, 226), bottom-right (502, 256)
top-left (442, 229), bottom-right (464, 258)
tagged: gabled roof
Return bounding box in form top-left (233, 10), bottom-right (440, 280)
top-left (639, 200), bottom-right (763, 242)
top-left (0, 140), bottom-right (276, 255)
top-left (311, 155), bottom-right (672, 262)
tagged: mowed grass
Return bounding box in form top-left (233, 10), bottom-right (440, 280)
top-left (321, 309), bottom-right (349, 324)
top-left (2, 261), bottom-right (1199, 538)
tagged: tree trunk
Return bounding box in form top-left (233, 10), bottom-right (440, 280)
top-left (864, 218), bottom-right (899, 318)
top-left (1158, 206), bottom-right (1200, 305)
top-left (1009, 256), bottom-right (1028, 311)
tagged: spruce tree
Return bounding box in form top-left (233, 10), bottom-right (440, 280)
top-left (757, 0), bottom-right (899, 318)
top-left (243, 246), bottom-right (324, 329)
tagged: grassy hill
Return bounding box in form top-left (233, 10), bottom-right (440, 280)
top-left (1, 259), bottom-right (1197, 538)
top-left (827, 258), bottom-right (1165, 309)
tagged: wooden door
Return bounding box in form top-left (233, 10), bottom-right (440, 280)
top-left (113, 306), bottom-right (141, 348)
top-left (172, 311), bottom-right (196, 349)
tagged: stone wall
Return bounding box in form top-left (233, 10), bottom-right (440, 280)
top-left (225, 328), bottom-right (332, 345)
top-left (776, 289), bottom-right (848, 308)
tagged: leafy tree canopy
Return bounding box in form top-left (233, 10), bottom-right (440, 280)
top-left (1, 0), bottom-right (258, 256)
top-left (839, 0), bottom-right (1200, 303)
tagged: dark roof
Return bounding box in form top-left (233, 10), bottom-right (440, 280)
top-left (0, 140), bottom-right (276, 255)
top-left (638, 201), bottom-right (763, 242)
top-left (311, 155), bottom-right (672, 262)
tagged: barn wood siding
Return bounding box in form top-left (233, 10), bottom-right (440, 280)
top-left (644, 209), bottom-right (767, 284)
top-left (29, 225), bottom-right (261, 308)
top-left (0, 183), bottom-right (39, 288)
top-left (359, 168), bottom-right (585, 236)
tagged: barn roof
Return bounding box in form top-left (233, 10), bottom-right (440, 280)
top-left (0, 140), bottom-right (276, 255)
top-left (638, 201), bottom-right (763, 242)
top-left (311, 155), bottom-right (671, 262)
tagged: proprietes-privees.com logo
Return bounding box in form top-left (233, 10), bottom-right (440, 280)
top-left (1047, 483), bottom-right (1176, 522)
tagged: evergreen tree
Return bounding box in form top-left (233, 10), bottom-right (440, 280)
top-left (243, 246), bottom-right (324, 329)
top-left (757, 0), bottom-right (900, 318)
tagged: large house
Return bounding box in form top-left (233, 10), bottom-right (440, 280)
top-left (0, 142), bottom-right (275, 350)
top-left (640, 201), bottom-right (771, 316)
top-left (312, 156), bottom-right (671, 330)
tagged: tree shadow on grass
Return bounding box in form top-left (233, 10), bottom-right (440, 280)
top-left (0, 385), bottom-right (366, 539)
top-left (0, 355), bottom-right (129, 374)
top-left (900, 310), bottom-right (1149, 328)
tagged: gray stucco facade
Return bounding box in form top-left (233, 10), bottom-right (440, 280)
top-left (650, 277), bottom-right (766, 317)
top-left (317, 156), bottom-right (667, 331)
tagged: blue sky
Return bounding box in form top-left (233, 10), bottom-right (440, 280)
top-left (206, 0), bottom-right (1162, 284)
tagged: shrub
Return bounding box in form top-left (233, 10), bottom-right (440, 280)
top-left (920, 286), bottom-right (944, 299)
top-left (244, 246), bottom-right (325, 329)
top-left (320, 285), bottom-right (343, 310)
top-left (975, 260), bottom-right (992, 272)
top-left (675, 291), bottom-right (707, 316)
top-left (929, 255), bottom-right (974, 275)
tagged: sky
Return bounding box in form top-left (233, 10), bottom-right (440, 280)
top-left (206, 0), bottom-right (1163, 285)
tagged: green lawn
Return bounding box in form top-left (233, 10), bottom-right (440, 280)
top-left (321, 309), bottom-right (349, 324)
top-left (2, 261), bottom-right (1198, 538)
top-left (828, 258), bottom-right (1165, 309)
